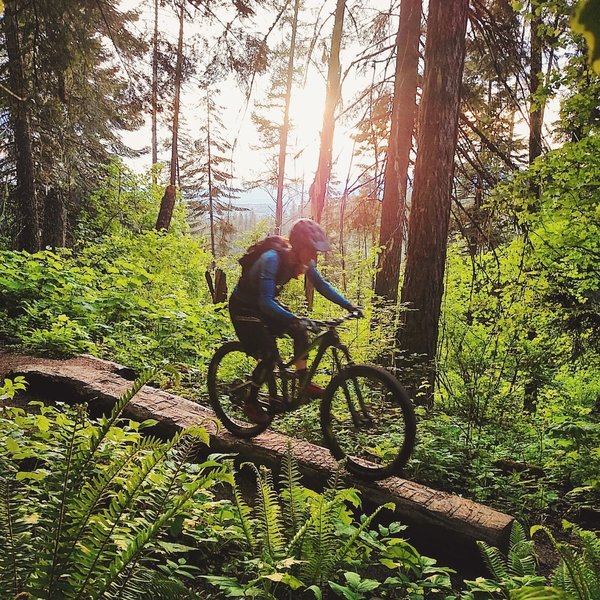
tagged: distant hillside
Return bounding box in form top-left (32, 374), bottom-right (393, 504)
top-left (234, 201), bottom-right (273, 217)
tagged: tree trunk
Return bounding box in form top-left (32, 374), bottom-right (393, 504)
top-left (4, 0), bottom-right (40, 252)
top-left (275, 0), bottom-right (300, 234)
top-left (42, 188), bottom-right (66, 248)
top-left (151, 0), bottom-right (159, 184)
top-left (206, 94), bottom-right (216, 260)
top-left (305, 0), bottom-right (345, 310)
top-left (156, 3), bottom-right (184, 231)
top-left (309, 0), bottom-right (345, 223)
top-left (374, 0), bottom-right (421, 304)
top-left (397, 0), bottom-right (469, 403)
top-left (528, 0), bottom-right (543, 164)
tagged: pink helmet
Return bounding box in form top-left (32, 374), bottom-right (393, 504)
top-left (289, 218), bottom-right (331, 253)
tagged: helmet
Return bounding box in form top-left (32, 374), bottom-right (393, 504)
top-left (289, 218), bottom-right (331, 253)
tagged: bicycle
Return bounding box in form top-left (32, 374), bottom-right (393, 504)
top-left (207, 313), bottom-right (416, 481)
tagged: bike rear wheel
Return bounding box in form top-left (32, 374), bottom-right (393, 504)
top-left (207, 341), bottom-right (274, 438)
top-left (320, 364), bottom-right (416, 481)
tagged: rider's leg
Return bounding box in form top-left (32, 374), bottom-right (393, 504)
top-left (229, 298), bottom-right (274, 424)
top-left (287, 320), bottom-right (324, 398)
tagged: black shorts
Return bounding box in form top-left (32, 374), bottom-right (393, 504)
top-left (229, 295), bottom-right (308, 361)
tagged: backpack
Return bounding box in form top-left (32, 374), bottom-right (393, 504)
top-left (239, 235), bottom-right (291, 277)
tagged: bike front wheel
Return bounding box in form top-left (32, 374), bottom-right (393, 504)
top-left (207, 341), bottom-right (274, 438)
top-left (320, 364), bottom-right (416, 481)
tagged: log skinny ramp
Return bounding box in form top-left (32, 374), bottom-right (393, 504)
top-left (0, 352), bottom-right (514, 571)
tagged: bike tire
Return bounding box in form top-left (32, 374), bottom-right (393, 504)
top-left (207, 341), bottom-right (272, 438)
top-left (320, 364), bottom-right (416, 481)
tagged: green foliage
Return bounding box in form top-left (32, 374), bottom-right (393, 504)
top-left (461, 521), bottom-right (600, 600)
top-left (0, 376), bottom-right (27, 404)
top-left (204, 446), bottom-right (454, 599)
top-left (0, 374), bottom-right (229, 599)
top-left (572, 0), bottom-right (600, 73)
top-left (432, 135), bottom-right (600, 517)
top-left (533, 522), bottom-right (600, 600)
top-left (80, 160), bottom-right (187, 241)
top-left (0, 231), bottom-right (231, 371)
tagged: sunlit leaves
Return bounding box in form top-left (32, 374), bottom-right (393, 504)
top-left (572, 0), bottom-right (600, 73)
top-left (0, 230), bottom-right (230, 369)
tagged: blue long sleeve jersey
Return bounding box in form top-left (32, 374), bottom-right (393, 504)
top-left (232, 249), bottom-right (353, 322)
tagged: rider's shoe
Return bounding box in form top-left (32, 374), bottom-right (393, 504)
top-left (243, 399), bottom-right (270, 424)
top-left (305, 382), bottom-right (324, 398)
top-left (296, 369), bottom-right (325, 398)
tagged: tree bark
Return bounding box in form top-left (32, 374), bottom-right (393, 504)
top-left (309, 0), bottom-right (345, 223)
top-left (528, 0), bottom-right (543, 164)
top-left (374, 0), bottom-right (422, 303)
top-left (42, 188), bottom-right (66, 248)
top-left (156, 3), bottom-right (184, 231)
top-left (151, 0), bottom-right (159, 184)
top-left (275, 0), bottom-right (300, 234)
top-left (397, 0), bottom-right (469, 403)
top-left (4, 0), bottom-right (40, 252)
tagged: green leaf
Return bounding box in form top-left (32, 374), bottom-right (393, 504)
top-left (35, 414), bottom-right (51, 432)
top-left (510, 586), bottom-right (568, 600)
top-left (6, 437), bottom-right (19, 454)
top-left (572, 0), bottom-right (600, 73)
top-left (262, 573), bottom-right (304, 589)
top-left (16, 470), bottom-right (47, 481)
top-left (306, 585), bottom-right (323, 600)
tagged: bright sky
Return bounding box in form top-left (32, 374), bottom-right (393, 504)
top-left (120, 0), bottom-right (393, 203)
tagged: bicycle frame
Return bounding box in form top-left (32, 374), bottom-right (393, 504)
top-left (269, 326), bottom-right (353, 412)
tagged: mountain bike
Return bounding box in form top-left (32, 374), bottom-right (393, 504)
top-left (207, 313), bottom-right (416, 481)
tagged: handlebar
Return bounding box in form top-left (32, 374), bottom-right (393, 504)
top-left (303, 311), bottom-right (362, 331)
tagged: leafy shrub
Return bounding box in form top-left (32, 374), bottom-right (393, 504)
top-left (0, 231), bottom-right (231, 373)
top-left (203, 446), bottom-right (455, 599)
top-left (0, 373), bottom-right (229, 599)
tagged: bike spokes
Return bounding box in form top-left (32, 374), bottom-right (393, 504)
top-left (322, 365), bottom-right (416, 480)
top-left (208, 342), bottom-right (272, 437)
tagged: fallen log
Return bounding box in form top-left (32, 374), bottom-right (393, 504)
top-left (0, 351), bottom-right (514, 572)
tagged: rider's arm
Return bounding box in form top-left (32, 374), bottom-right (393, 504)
top-left (306, 263), bottom-right (354, 311)
top-left (258, 250), bottom-right (296, 321)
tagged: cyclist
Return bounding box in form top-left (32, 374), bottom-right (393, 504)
top-left (229, 218), bottom-right (361, 423)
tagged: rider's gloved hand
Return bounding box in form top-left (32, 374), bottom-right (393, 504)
top-left (297, 317), bottom-right (320, 332)
top-left (349, 306), bottom-right (364, 318)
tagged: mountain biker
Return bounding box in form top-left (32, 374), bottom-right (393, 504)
top-left (229, 218), bottom-right (362, 424)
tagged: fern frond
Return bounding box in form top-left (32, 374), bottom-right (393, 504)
top-left (111, 428), bottom-right (213, 594)
top-left (477, 540), bottom-right (509, 581)
top-left (534, 524), bottom-right (598, 600)
top-left (44, 410), bottom-right (85, 599)
top-left (0, 470), bottom-right (26, 598)
top-left (95, 469), bottom-right (223, 600)
top-left (76, 370), bottom-right (155, 476)
top-left (334, 502), bottom-right (393, 565)
top-left (232, 474), bottom-right (255, 552)
top-left (70, 431), bottom-right (184, 599)
top-left (572, 524), bottom-right (600, 595)
top-left (66, 436), bottom-right (163, 560)
top-left (323, 461), bottom-right (344, 502)
top-left (299, 495), bottom-right (340, 585)
top-left (279, 442), bottom-right (306, 538)
top-left (510, 521), bottom-right (528, 548)
top-left (252, 464), bottom-right (285, 562)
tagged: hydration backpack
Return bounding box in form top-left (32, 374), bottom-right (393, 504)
top-left (239, 235), bottom-right (291, 277)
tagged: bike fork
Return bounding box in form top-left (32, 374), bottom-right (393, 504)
top-left (332, 347), bottom-right (371, 428)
